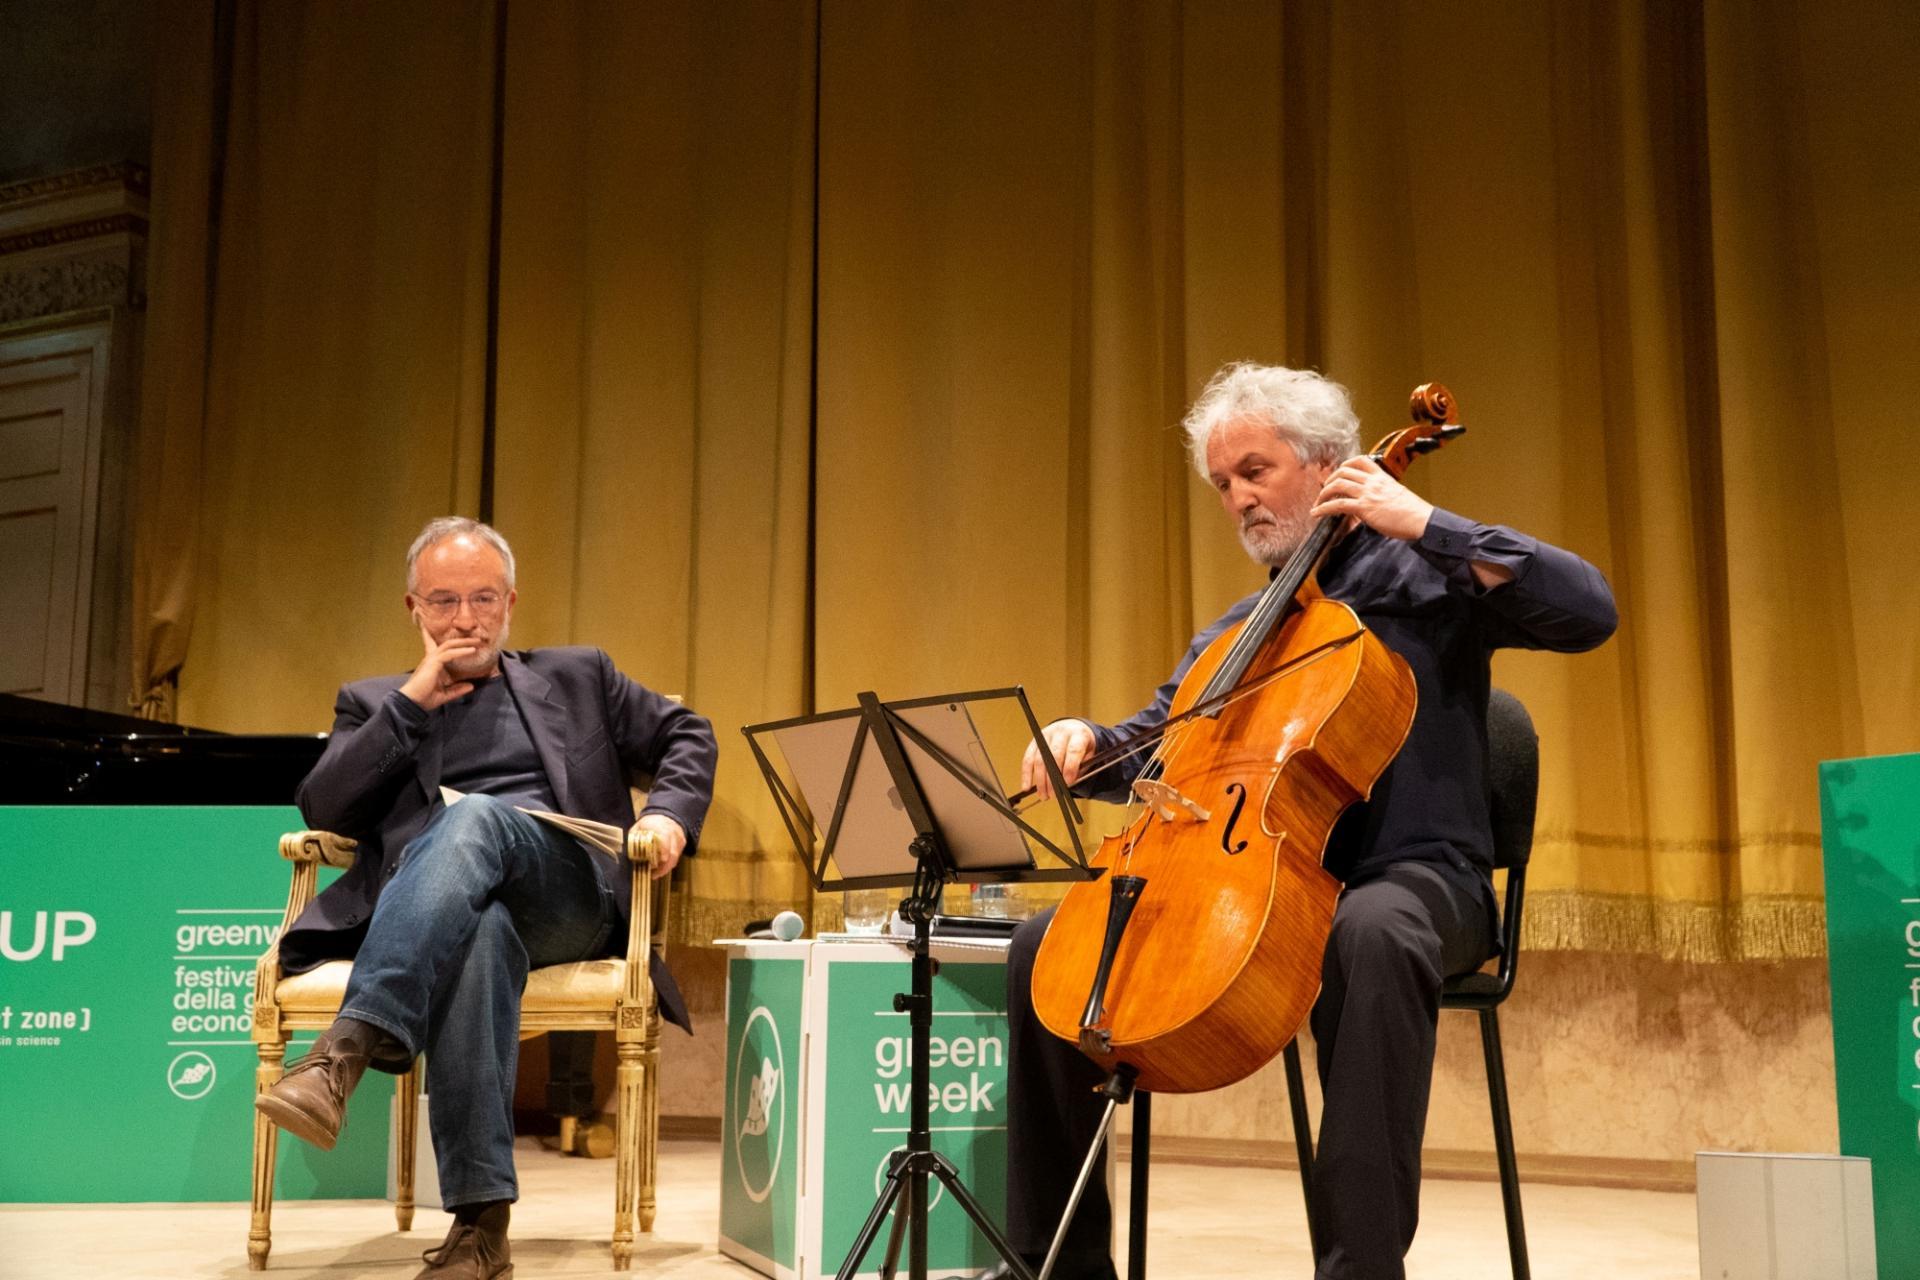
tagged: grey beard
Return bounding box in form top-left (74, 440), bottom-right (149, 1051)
top-left (446, 620), bottom-right (509, 678)
top-left (1238, 506), bottom-right (1314, 568)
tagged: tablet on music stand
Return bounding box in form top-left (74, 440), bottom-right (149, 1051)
top-left (744, 687), bottom-right (1095, 892)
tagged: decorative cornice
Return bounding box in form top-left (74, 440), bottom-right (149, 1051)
top-left (0, 305), bottom-right (113, 342)
top-left (0, 213), bottom-right (147, 259)
top-left (0, 162), bottom-right (150, 210)
top-left (0, 166), bottom-right (150, 322)
top-left (0, 252), bottom-right (136, 325)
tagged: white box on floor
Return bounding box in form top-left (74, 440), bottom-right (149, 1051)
top-left (1695, 1151), bottom-right (1874, 1279)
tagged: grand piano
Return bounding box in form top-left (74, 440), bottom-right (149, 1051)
top-left (0, 693), bottom-right (326, 805)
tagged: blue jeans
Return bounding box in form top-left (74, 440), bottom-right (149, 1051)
top-left (339, 794), bottom-right (615, 1208)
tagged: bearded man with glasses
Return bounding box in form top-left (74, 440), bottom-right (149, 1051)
top-left (255, 516), bottom-right (717, 1280)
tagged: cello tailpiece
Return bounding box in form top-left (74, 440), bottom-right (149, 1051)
top-left (1075, 874), bottom-right (1149, 1052)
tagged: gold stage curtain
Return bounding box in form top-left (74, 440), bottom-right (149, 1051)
top-left (128, 0), bottom-right (218, 722)
top-left (810, 0), bottom-right (1918, 959)
top-left (1355, 0), bottom-right (1919, 961)
top-left (490, 1), bottom-right (820, 945)
top-left (143, 0), bottom-right (498, 733)
top-left (138, 0), bottom-right (1918, 959)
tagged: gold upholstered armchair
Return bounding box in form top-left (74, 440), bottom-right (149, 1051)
top-left (246, 823), bottom-right (669, 1271)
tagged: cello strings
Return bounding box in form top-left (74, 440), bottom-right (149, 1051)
top-left (1016, 629), bottom-right (1361, 816)
top-left (1204, 455), bottom-right (1389, 706)
top-left (1227, 514), bottom-right (1345, 667)
top-left (1109, 611), bottom-right (1350, 874)
top-left (1165, 440), bottom-right (1398, 732)
top-left (1206, 509), bottom-right (1341, 687)
top-left (1011, 514), bottom-right (1352, 816)
top-left (1011, 628), bottom-right (1363, 819)
top-left (1117, 625), bottom-right (1359, 778)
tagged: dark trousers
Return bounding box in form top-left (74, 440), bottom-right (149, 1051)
top-left (1003, 859), bottom-right (1493, 1280)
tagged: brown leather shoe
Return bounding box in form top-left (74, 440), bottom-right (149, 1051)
top-left (416, 1203), bottom-right (512, 1279)
top-left (253, 1021), bottom-right (376, 1150)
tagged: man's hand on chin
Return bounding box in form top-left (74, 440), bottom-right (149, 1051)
top-left (633, 813), bottom-right (688, 879)
top-left (399, 624), bottom-right (488, 711)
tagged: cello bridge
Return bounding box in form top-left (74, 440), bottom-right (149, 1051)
top-left (1133, 778), bottom-right (1212, 824)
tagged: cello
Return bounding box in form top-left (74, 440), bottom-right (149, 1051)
top-left (1029, 384), bottom-right (1464, 1094)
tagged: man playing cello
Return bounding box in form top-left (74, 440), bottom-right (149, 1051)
top-left (992, 362), bottom-right (1616, 1280)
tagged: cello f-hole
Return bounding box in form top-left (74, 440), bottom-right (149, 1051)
top-left (1220, 782), bottom-right (1250, 855)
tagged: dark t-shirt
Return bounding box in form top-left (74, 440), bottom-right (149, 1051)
top-left (398, 675), bottom-right (560, 814)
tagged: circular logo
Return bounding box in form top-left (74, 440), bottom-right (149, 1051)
top-left (168, 1050), bottom-right (217, 1100)
top-left (874, 1147), bottom-right (945, 1211)
top-left (732, 1006), bottom-right (786, 1203)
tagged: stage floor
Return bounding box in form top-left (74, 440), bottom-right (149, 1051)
top-left (1, 1137), bottom-right (1700, 1278)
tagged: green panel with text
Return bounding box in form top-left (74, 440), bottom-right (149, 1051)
top-left (0, 807), bottom-right (389, 1202)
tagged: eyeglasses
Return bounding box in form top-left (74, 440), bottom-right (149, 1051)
top-left (417, 591), bottom-right (506, 619)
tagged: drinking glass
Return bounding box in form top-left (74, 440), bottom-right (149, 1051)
top-left (971, 883), bottom-right (1025, 919)
top-left (843, 889), bottom-right (891, 934)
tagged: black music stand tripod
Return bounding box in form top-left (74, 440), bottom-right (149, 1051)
top-left (743, 688), bottom-right (1096, 1280)
top-left (838, 832), bottom-right (1021, 1280)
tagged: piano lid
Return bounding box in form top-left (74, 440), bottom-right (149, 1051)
top-left (0, 694), bottom-right (327, 806)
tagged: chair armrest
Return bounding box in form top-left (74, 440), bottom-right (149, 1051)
top-left (621, 828), bottom-right (663, 1019)
top-left (624, 825), bottom-right (657, 871)
top-left (253, 830), bottom-right (356, 1036)
top-left (279, 830), bottom-right (359, 869)
top-left (274, 831), bottom-right (356, 931)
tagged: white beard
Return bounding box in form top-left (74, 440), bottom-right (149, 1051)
top-left (1237, 503), bottom-right (1315, 568)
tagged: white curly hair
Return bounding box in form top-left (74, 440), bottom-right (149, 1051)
top-left (1180, 362), bottom-right (1361, 476)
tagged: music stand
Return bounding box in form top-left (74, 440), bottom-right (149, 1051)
top-left (743, 687), bottom-right (1097, 1280)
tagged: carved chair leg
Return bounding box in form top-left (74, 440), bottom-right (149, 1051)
top-left (395, 1058), bottom-right (421, 1231)
top-left (640, 1007), bottom-right (662, 1234)
top-left (612, 1036), bottom-right (644, 1270)
top-left (249, 1040), bottom-right (287, 1270)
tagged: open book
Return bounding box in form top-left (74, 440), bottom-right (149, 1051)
top-left (439, 786), bottom-right (624, 861)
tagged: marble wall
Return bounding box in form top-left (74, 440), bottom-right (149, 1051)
top-left (658, 947), bottom-right (1839, 1184)
top-left (657, 946), bottom-right (730, 1124)
top-left (1134, 952), bottom-right (1836, 1183)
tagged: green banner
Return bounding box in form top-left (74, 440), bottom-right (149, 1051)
top-left (0, 806), bottom-right (389, 1202)
top-left (1820, 753), bottom-right (1920, 1278)
top-left (819, 955), bottom-right (1008, 1277)
top-left (722, 953), bottom-right (807, 1273)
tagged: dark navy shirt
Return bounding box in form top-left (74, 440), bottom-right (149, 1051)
top-left (392, 675), bottom-right (560, 814)
top-left (1074, 508), bottom-right (1616, 921)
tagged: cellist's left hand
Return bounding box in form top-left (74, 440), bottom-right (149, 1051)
top-left (1311, 455), bottom-right (1516, 589)
top-left (1309, 456), bottom-right (1433, 542)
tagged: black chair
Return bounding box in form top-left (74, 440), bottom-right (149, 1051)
top-left (1442, 686), bottom-right (1538, 1279)
top-left (1127, 688), bottom-right (1539, 1280)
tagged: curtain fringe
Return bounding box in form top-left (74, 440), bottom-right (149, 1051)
top-left (1521, 890), bottom-right (1828, 962)
top-left (670, 893), bottom-right (814, 950)
top-left (671, 886), bottom-right (1832, 961)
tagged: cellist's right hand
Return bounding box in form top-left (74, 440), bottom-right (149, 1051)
top-left (1021, 720), bottom-right (1097, 800)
